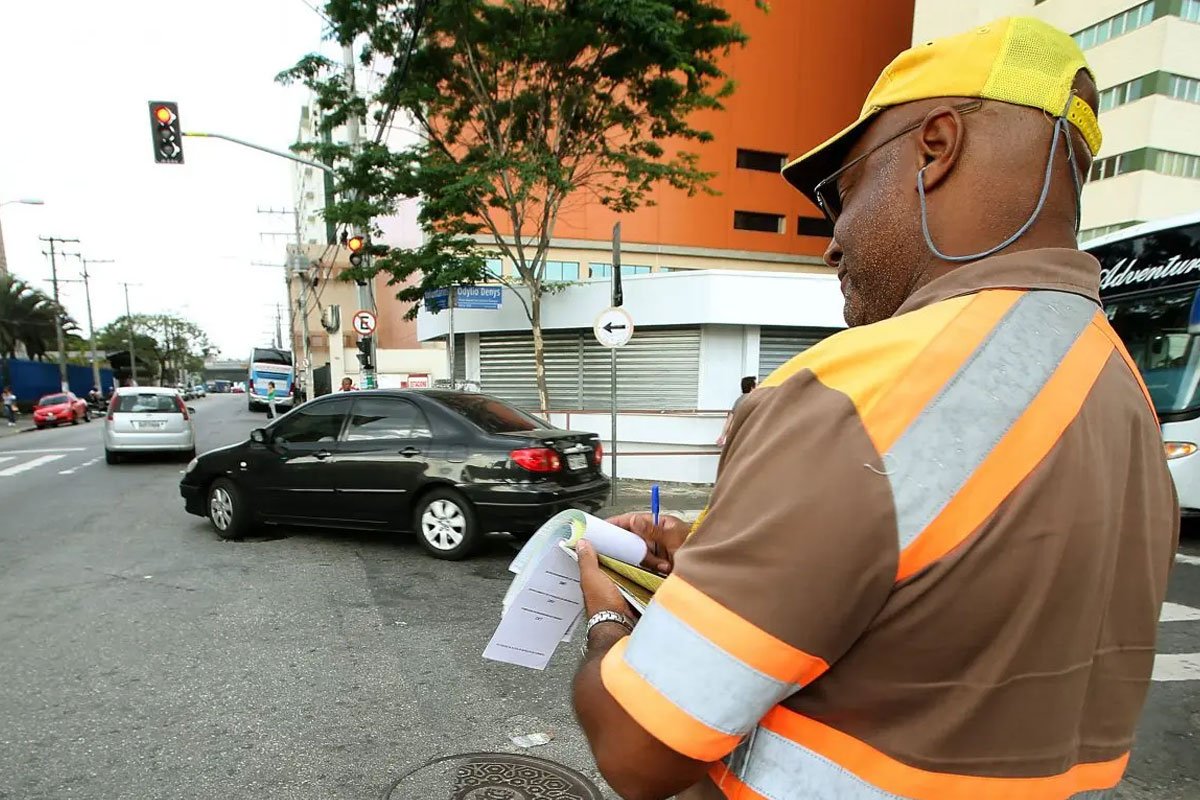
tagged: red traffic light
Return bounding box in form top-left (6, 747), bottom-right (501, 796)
top-left (347, 235), bottom-right (365, 253)
top-left (154, 105), bottom-right (175, 125)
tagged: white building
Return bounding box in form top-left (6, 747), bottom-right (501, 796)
top-left (912, 0), bottom-right (1200, 241)
top-left (418, 270), bottom-right (846, 483)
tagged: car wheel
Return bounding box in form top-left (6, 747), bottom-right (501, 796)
top-left (414, 488), bottom-right (479, 560)
top-left (105, 448), bottom-right (120, 465)
top-left (36, 424), bottom-right (44, 430)
top-left (83, 407), bottom-right (91, 423)
top-left (70, 411), bottom-right (80, 425)
top-left (208, 478), bottom-right (250, 540)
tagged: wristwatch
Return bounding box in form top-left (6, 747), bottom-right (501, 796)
top-left (580, 610), bottom-right (636, 656)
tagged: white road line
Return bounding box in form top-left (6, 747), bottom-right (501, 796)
top-left (1176, 552), bottom-right (1200, 567)
top-left (0, 456), bottom-right (14, 465)
top-left (59, 456), bottom-right (102, 476)
top-left (1152, 653), bottom-right (1200, 682)
top-left (0, 448), bottom-right (87, 455)
top-left (1160, 602), bottom-right (1200, 622)
top-left (0, 454), bottom-right (67, 477)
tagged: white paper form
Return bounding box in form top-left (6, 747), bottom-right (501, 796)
top-left (484, 542), bottom-right (584, 669)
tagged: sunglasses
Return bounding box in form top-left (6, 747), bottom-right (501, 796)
top-left (812, 100), bottom-right (984, 225)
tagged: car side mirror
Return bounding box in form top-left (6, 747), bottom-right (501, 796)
top-left (187, 407), bottom-right (197, 415)
top-left (251, 428), bottom-right (268, 444)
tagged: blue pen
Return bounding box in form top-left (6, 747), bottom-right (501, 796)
top-left (651, 484), bottom-right (660, 527)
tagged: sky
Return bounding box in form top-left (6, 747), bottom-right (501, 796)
top-left (0, 0), bottom-right (339, 357)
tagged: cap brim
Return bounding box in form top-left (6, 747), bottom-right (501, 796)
top-left (781, 111), bottom-right (880, 208)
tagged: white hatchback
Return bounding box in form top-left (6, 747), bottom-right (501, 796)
top-left (104, 387), bottom-right (196, 464)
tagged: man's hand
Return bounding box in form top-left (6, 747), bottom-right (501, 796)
top-left (606, 512), bottom-right (691, 574)
top-left (577, 540), bottom-right (636, 623)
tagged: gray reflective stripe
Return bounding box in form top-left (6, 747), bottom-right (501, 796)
top-left (729, 726), bottom-right (1118, 800)
top-left (621, 602), bottom-right (798, 736)
top-left (885, 291), bottom-right (1097, 550)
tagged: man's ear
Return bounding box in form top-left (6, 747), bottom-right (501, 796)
top-left (916, 105), bottom-right (967, 192)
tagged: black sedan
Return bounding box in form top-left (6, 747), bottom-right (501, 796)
top-left (179, 390), bottom-right (609, 559)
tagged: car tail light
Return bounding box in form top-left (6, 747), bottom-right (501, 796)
top-left (593, 441), bottom-right (604, 466)
top-left (510, 447), bottom-right (561, 473)
top-left (106, 396), bottom-right (118, 421)
top-left (248, 379), bottom-right (254, 392)
top-left (176, 395), bottom-right (190, 421)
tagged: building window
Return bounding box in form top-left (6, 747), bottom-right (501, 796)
top-left (1088, 154), bottom-right (1127, 182)
top-left (736, 149), bottom-right (787, 173)
top-left (1185, 0), bottom-right (1200, 22)
top-left (1168, 74), bottom-right (1200, 104)
top-left (1155, 150), bottom-right (1200, 179)
top-left (1073, 1), bottom-right (1156, 50)
top-left (1079, 222), bottom-right (1141, 243)
top-left (589, 263), bottom-right (649, 277)
top-left (733, 211), bottom-right (785, 233)
top-left (1098, 77), bottom-right (1145, 111)
top-left (543, 260), bottom-right (580, 281)
top-left (796, 216), bottom-right (835, 238)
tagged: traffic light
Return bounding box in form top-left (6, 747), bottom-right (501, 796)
top-left (347, 235), bottom-right (366, 267)
top-left (148, 101), bottom-right (184, 164)
top-left (356, 336), bottom-right (374, 370)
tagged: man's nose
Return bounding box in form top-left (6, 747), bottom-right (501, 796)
top-left (823, 237), bottom-right (843, 270)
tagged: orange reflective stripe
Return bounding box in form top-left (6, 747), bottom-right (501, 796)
top-left (656, 576), bottom-right (829, 686)
top-left (896, 321), bottom-right (1113, 581)
top-left (1092, 314), bottom-right (1157, 419)
top-left (760, 706), bottom-right (1128, 800)
top-left (864, 290), bottom-right (1022, 453)
top-left (600, 637), bottom-right (740, 762)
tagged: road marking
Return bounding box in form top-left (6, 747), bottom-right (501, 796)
top-left (0, 454), bottom-right (66, 477)
top-left (1152, 653), bottom-right (1200, 682)
top-left (59, 456), bottom-right (102, 475)
top-left (1176, 552), bottom-right (1200, 567)
top-left (0, 456), bottom-right (14, 465)
top-left (0, 447), bottom-right (87, 455)
top-left (1161, 602), bottom-right (1200, 622)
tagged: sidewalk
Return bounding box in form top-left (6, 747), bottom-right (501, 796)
top-left (0, 421), bottom-right (35, 439)
top-left (599, 477), bottom-right (712, 521)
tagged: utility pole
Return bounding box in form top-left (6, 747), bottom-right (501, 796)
top-left (274, 304), bottom-right (283, 350)
top-left (39, 236), bottom-right (79, 392)
top-left (344, 39), bottom-right (377, 389)
top-left (69, 256), bottom-right (113, 391)
top-left (121, 283), bottom-right (140, 386)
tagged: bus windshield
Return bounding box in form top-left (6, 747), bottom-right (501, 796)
top-left (252, 348), bottom-right (292, 367)
top-left (1106, 288), bottom-right (1200, 415)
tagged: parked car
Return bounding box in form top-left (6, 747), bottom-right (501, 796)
top-left (180, 390), bottom-right (609, 559)
top-left (192, 385), bottom-right (207, 398)
top-left (33, 392), bottom-right (90, 428)
top-left (105, 387), bottom-right (197, 464)
top-left (230, 385), bottom-right (245, 394)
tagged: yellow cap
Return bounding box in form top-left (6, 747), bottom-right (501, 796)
top-left (782, 17), bottom-right (1101, 205)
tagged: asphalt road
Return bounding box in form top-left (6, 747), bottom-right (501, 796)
top-left (0, 394), bottom-right (1197, 799)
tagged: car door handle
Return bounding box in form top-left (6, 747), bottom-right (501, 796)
top-left (399, 447), bottom-right (422, 457)
top-left (314, 450), bottom-right (333, 460)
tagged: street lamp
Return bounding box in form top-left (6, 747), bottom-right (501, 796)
top-left (0, 198), bottom-right (45, 208)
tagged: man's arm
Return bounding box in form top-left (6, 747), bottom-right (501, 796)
top-left (572, 542), bottom-right (712, 800)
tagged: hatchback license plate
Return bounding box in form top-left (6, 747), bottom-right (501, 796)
top-left (136, 421), bottom-right (165, 430)
top-left (566, 453), bottom-right (587, 471)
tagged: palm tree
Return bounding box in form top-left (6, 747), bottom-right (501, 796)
top-left (0, 274), bottom-right (77, 385)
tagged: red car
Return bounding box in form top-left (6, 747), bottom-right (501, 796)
top-left (33, 392), bottom-right (91, 429)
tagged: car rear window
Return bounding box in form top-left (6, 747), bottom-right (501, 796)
top-left (435, 394), bottom-right (546, 433)
top-left (115, 394), bottom-right (181, 413)
top-left (39, 394), bottom-right (69, 406)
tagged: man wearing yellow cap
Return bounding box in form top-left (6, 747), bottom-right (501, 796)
top-left (571, 17), bottom-right (1178, 800)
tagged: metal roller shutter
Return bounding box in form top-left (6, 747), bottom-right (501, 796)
top-left (476, 327), bottom-right (700, 411)
top-left (758, 327), bottom-right (837, 380)
top-left (453, 335), bottom-right (466, 382)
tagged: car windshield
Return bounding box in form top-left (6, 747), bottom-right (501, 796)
top-left (115, 394), bottom-right (181, 413)
top-left (39, 394), bottom-right (69, 406)
top-left (1107, 288), bottom-right (1200, 415)
top-left (433, 393), bottom-right (548, 433)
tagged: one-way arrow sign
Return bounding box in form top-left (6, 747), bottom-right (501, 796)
top-left (594, 307), bottom-right (634, 348)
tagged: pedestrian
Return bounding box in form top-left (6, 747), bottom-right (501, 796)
top-left (571, 17), bottom-right (1177, 800)
top-left (2, 386), bottom-right (16, 427)
top-left (266, 381), bottom-right (278, 419)
top-left (716, 375), bottom-right (755, 447)
top-left (338, 377), bottom-right (356, 392)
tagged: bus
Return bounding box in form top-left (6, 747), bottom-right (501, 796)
top-left (247, 347), bottom-right (295, 413)
top-left (1089, 211), bottom-right (1200, 516)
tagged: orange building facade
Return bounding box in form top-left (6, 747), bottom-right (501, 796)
top-left (485, 0), bottom-right (916, 276)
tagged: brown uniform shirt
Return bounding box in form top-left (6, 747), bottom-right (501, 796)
top-left (600, 248), bottom-right (1178, 799)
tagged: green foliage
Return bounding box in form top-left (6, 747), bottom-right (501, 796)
top-left (281, 0), bottom-right (755, 408)
top-left (0, 273), bottom-right (78, 361)
top-left (97, 313), bottom-right (215, 383)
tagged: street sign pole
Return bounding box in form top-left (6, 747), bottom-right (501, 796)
top-left (448, 286), bottom-right (457, 387)
top-left (610, 222), bottom-right (621, 501)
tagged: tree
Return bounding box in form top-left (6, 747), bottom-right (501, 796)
top-left (96, 313), bottom-right (215, 385)
top-left (281, 0), bottom-right (759, 412)
top-left (0, 274), bottom-right (78, 386)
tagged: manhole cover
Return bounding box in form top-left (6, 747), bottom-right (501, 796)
top-left (386, 752), bottom-right (605, 800)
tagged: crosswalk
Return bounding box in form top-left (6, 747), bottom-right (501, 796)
top-left (0, 448), bottom-right (88, 478)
